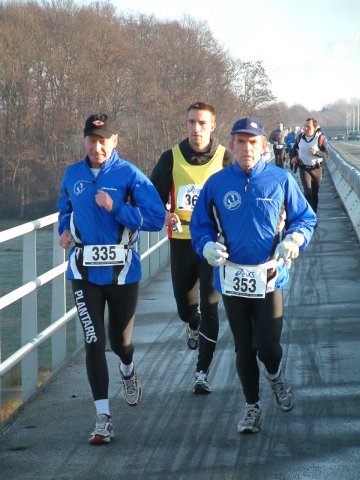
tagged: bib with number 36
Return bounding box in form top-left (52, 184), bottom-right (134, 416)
top-left (176, 184), bottom-right (202, 212)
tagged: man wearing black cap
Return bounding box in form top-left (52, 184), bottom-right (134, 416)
top-left (190, 117), bottom-right (316, 434)
top-left (57, 113), bottom-right (165, 444)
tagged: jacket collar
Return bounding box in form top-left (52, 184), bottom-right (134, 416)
top-left (85, 149), bottom-right (120, 171)
top-left (233, 157), bottom-right (266, 178)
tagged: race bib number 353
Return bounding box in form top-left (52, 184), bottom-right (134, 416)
top-left (83, 245), bottom-right (126, 266)
top-left (220, 263), bottom-right (268, 298)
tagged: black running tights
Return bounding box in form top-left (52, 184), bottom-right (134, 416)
top-left (72, 280), bottom-right (139, 401)
top-left (222, 290), bottom-right (284, 404)
top-left (299, 166), bottom-right (322, 213)
top-left (169, 239), bottom-right (220, 372)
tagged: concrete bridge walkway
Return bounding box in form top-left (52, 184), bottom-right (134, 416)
top-left (1, 165), bottom-right (360, 480)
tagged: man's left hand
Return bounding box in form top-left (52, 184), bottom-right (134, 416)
top-left (274, 232), bottom-right (304, 268)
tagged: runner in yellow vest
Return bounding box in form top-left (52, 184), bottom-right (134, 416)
top-left (170, 143), bottom-right (226, 239)
top-left (151, 101), bottom-right (232, 394)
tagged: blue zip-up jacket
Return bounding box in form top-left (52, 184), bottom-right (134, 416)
top-left (285, 132), bottom-right (297, 149)
top-left (57, 150), bottom-right (165, 285)
top-left (190, 158), bottom-right (316, 292)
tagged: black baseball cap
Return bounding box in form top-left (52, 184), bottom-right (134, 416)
top-left (83, 113), bottom-right (117, 138)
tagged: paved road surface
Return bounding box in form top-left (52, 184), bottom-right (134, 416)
top-left (329, 140), bottom-right (360, 169)
top-left (1, 165), bottom-right (360, 480)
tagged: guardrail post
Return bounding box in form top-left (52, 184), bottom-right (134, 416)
top-left (51, 222), bottom-right (66, 371)
top-left (159, 227), bottom-right (170, 269)
top-left (149, 231), bottom-right (159, 279)
top-left (21, 231), bottom-right (38, 401)
top-left (139, 231), bottom-right (150, 283)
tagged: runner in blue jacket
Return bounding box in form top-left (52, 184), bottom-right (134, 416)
top-left (190, 117), bottom-right (316, 434)
top-left (57, 113), bottom-right (165, 445)
top-left (58, 147), bottom-right (164, 285)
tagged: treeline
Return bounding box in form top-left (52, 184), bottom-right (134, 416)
top-left (0, 0), bottom-right (280, 218)
top-left (3, 1), bottom-right (347, 219)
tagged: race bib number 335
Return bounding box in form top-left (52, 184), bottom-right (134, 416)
top-left (83, 245), bottom-right (126, 266)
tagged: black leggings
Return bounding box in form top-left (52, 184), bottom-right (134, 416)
top-left (72, 280), bottom-right (139, 400)
top-left (170, 239), bottom-right (219, 372)
top-left (222, 290), bottom-right (283, 404)
top-left (299, 165), bottom-right (322, 213)
top-left (274, 147), bottom-right (286, 168)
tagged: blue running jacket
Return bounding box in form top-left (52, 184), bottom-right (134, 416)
top-left (190, 158), bottom-right (317, 292)
top-left (57, 150), bottom-right (165, 285)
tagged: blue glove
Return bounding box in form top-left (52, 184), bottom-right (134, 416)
top-left (203, 241), bottom-right (229, 267)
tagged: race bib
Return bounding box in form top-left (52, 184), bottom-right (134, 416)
top-left (275, 144), bottom-right (284, 149)
top-left (219, 262), bottom-right (269, 298)
top-left (83, 245), bottom-right (126, 266)
top-left (176, 184), bottom-right (202, 212)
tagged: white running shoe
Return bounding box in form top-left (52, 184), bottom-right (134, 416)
top-left (193, 370), bottom-right (211, 394)
top-left (120, 366), bottom-right (142, 406)
top-left (237, 404), bottom-right (261, 434)
top-left (186, 325), bottom-right (199, 350)
top-left (89, 414), bottom-right (114, 445)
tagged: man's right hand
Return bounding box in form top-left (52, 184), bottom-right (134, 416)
top-left (165, 211), bottom-right (180, 227)
top-left (59, 229), bottom-right (73, 250)
top-left (203, 241), bottom-right (229, 266)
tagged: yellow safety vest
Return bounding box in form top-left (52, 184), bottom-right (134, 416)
top-left (169, 144), bottom-right (225, 239)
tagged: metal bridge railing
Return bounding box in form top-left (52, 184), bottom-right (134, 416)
top-left (0, 214), bottom-right (169, 422)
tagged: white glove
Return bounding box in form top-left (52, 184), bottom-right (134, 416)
top-left (203, 241), bottom-right (229, 267)
top-left (274, 232), bottom-right (304, 269)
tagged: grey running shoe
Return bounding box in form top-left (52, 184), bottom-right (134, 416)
top-left (267, 372), bottom-right (294, 412)
top-left (237, 404), bottom-right (261, 434)
top-left (120, 367), bottom-right (142, 406)
top-left (89, 414), bottom-right (114, 445)
top-left (186, 324), bottom-right (199, 350)
top-left (193, 370), bottom-right (211, 394)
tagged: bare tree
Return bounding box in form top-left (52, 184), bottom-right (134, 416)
top-left (0, 1), bottom-right (280, 218)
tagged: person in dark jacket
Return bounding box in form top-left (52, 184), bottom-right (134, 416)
top-left (285, 126), bottom-right (298, 172)
top-left (150, 101), bottom-right (232, 395)
top-left (269, 123), bottom-right (287, 168)
top-left (57, 113), bottom-right (165, 445)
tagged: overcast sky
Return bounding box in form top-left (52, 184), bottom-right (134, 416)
top-left (93, 0), bottom-right (360, 111)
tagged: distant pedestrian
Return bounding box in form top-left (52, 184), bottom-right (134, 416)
top-left (285, 126), bottom-right (298, 172)
top-left (269, 123), bottom-right (287, 168)
top-left (292, 118), bottom-right (329, 214)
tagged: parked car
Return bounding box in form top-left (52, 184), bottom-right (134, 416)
top-left (334, 134), bottom-right (345, 140)
top-left (348, 131), bottom-right (360, 141)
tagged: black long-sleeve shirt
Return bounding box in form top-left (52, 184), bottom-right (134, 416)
top-left (150, 137), bottom-right (233, 206)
